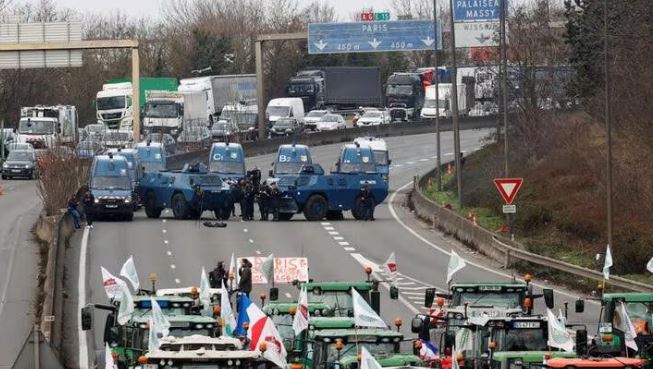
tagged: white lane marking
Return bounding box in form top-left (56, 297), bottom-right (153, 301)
top-left (333, 236), bottom-right (344, 240)
top-left (162, 229), bottom-right (167, 233)
top-left (350, 253), bottom-right (419, 315)
top-left (328, 231), bottom-right (339, 235)
top-left (408, 296), bottom-right (423, 301)
top-left (344, 247), bottom-right (356, 252)
top-left (430, 155), bottom-right (438, 159)
top-left (406, 161), bottom-right (416, 165)
top-left (162, 219), bottom-right (167, 223)
top-left (170, 264), bottom-right (176, 269)
top-left (77, 227), bottom-right (90, 369)
top-left (243, 229), bottom-right (248, 233)
top-left (443, 152), bottom-right (454, 156)
top-left (395, 164), bottom-right (404, 168)
top-left (285, 292), bottom-right (292, 299)
top-left (249, 239), bottom-right (254, 244)
top-left (166, 251), bottom-right (172, 256)
top-left (321, 222), bottom-right (331, 226)
top-left (324, 226), bottom-right (335, 231)
top-left (419, 158), bottom-right (429, 162)
top-left (388, 181), bottom-right (597, 303)
top-left (164, 240), bottom-right (169, 244)
top-left (402, 291), bottom-right (426, 296)
top-left (256, 250), bottom-right (262, 255)
top-left (338, 241), bottom-right (350, 246)
top-left (175, 278), bottom-right (181, 284)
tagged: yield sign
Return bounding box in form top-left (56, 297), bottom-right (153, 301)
top-left (493, 178), bottom-right (523, 205)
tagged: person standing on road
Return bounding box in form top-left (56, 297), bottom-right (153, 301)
top-left (209, 261), bottom-right (227, 289)
top-left (360, 184), bottom-right (376, 221)
top-left (67, 195), bottom-right (81, 229)
top-left (244, 182), bottom-right (255, 221)
top-left (238, 258), bottom-right (253, 297)
top-left (258, 182), bottom-right (270, 221)
top-left (269, 182), bottom-right (281, 221)
top-left (82, 190), bottom-right (95, 228)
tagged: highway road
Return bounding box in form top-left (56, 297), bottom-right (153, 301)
top-left (73, 129), bottom-right (602, 367)
top-left (0, 179), bottom-right (42, 369)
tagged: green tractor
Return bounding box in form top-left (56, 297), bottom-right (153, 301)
top-left (590, 292), bottom-right (653, 365)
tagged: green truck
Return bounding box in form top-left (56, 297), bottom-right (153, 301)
top-left (96, 77), bottom-right (178, 131)
top-left (591, 292), bottom-right (653, 363)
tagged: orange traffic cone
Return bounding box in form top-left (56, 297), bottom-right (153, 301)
top-left (496, 224), bottom-right (509, 234)
top-left (447, 162), bottom-right (453, 175)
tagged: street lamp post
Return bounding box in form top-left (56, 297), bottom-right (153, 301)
top-left (448, 0), bottom-right (463, 208)
top-left (603, 0), bottom-right (613, 263)
top-left (433, 0), bottom-right (442, 191)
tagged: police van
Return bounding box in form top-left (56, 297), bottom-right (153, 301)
top-left (89, 153), bottom-right (135, 221)
top-left (135, 141), bottom-right (167, 172)
top-left (353, 137), bottom-right (390, 182)
top-left (208, 142), bottom-right (246, 181)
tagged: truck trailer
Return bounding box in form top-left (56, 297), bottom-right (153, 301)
top-left (142, 91), bottom-right (208, 135)
top-left (179, 75), bottom-right (256, 124)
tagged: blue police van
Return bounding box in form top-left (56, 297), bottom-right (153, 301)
top-left (208, 142), bottom-right (246, 181)
top-left (89, 153), bottom-right (135, 221)
top-left (136, 141), bottom-right (167, 172)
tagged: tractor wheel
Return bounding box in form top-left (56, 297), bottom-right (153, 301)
top-left (171, 193), bottom-right (190, 219)
top-left (144, 192), bottom-right (162, 219)
top-left (351, 196), bottom-right (364, 220)
top-left (278, 213), bottom-right (294, 221)
top-left (326, 210), bottom-right (344, 221)
top-left (303, 195), bottom-right (328, 221)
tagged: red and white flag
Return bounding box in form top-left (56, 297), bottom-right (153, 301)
top-left (101, 267), bottom-right (124, 300)
top-left (383, 252), bottom-right (398, 281)
top-left (292, 286), bottom-right (309, 335)
top-left (246, 300), bottom-right (287, 368)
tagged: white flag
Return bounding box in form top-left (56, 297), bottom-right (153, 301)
top-left (220, 280), bottom-right (236, 335)
top-left (447, 250), bottom-right (467, 284)
top-left (360, 346), bottom-right (383, 369)
top-left (101, 267), bottom-right (123, 300)
top-left (546, 308), bottom-right (574, 352)
top-left (116, 279), bottom-right (134, 325)
top-left (147, 318), bottom-right (161, 352)
top-left (292, 286), bottom-right (310, 335)
top-left (455, 327), bottom-right (474, 351)
top-left (200, 267), bottom-right (212, 311)
top-left (150, 297), bottom-right (171, 337)
top-left (228, 253), bottom-right (237, 290)
top-left (603, 244), bottom-right (613, 280)
top-left (104, 343), bottom-right (117, 369)
top-left (617, 302), bottom-right (639, 351)
top-left (261, 253), bottom-right (275, 284)
top-left (383, 252), bottom-right (398, 281)
top-left (352, 287), bottom-right (386, 328)
top-left (647, 257), bottom-right (653, 274)
top-left (452, 344), bottom-right (460, 369)
top-left (119, 255), bottom-right (140, 291)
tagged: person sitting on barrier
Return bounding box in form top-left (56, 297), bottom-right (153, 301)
top-left (67, 195), bottom-right (81, 229)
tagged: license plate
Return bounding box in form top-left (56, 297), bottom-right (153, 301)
top-left (105, 204), bottom-right (118, 208)
top-left (12, 169), bottom-right (21, 173)
top-left (142, 365), bottom-right (158, 369)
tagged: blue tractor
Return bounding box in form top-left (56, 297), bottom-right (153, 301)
top-left (136, 163), bottom-right (235, 220)
top-left (208, 142), bottom-right (246, 182)
top-left (275, 143), bottom-right (388, 221)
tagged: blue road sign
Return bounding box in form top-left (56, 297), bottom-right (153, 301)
top-left (453, 0), bottom-right (503, 22)
top-left (308, 20), bottom-right (441, 55)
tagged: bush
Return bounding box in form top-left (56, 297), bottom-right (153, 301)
top-left (36, 147), bottom-right (90, 216)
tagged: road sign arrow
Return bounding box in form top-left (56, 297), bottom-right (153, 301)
top-left (493, 178), bottom-right (524, 205)
top-left (421, 36), bottom-right (435, 47)
top-left (368, 38), bottom-right (382, 49)
top-left (314, 39), bottom-right (328, 51)
top-left (474, 33), bottom-right (491, 44)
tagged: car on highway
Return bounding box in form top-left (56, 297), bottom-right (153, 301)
top-left (5, 142), bottom-right (35, 153)
top-left (102, 130), bottom-right (132, 148)
top-left (75, 140), bottom-right (105, 159)
top-left (315, 113), bottom-right (346, 131)
top-left (270, 117), bottom-right (301, 136)
top-left (176, 126), bottom-right (211, 150)
top-left (210, 121), bottom-right (236, 142)
top-left (303, 109), bottom-right (328, 131)
top-left (143, 132), bottom-right (176, 156)
top-left (1, 150), bottom-right (38, 179)
top-left (357, 110), bottom-right (391, 126)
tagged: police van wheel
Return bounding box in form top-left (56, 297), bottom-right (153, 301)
top-left (326, 210), bottom-right (344, 221)
top-left (171, 193), bottom-right (190, 219)
top-left (352, 196), bottom-right (364, 220)
top-left (145, 193), bottom-right (162, 219)
top-left (278, 213), bottom-right (293, 221)
top-left (303, 195), bottom-right (327, 221)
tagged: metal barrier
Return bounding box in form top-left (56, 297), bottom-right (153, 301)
top-left (409, 168), bottom-right (653, 293)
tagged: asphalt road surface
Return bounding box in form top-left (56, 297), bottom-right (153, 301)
top-left (0, 179), bottom-right (42, 369)
top-left (74, 129), bottom-right (601, 367)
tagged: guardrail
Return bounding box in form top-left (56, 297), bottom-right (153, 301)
top-left (409, 168), bottom-right (653, 293)
top-left (168, 116), bottom-right (497, 169)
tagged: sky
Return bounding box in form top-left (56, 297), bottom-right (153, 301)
top-left (31, 0), bottom-right (399, 21)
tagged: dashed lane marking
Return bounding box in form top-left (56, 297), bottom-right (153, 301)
top-left (324, 226), bottom-right (335, 231)
top-left (77, 227), bottom-right (90, 368)
top-left (406, 161), bottom-right (416, 165)
top-left (170, 264), bottom-right (176, 269)
top-left (243, 228), bottom-right (248, 233)
top-left (321, 222), bottom-right (331, 226)
top-left (333, 236), bottom-right (344, 240)
top-left (256, 250), bottom-right (262, 255)
top-left (328, 231), bottom-right (339, 235)
top-left (162, 229), bottom-right (167, 233)
top-left (175, 278), bottom-right (181, 284)
top-left (164, 240), bottom-right (169, 244)
top-left (419, 158), bottom-right (429, 162)
top-left (338, 241), bottom-right (350, 246)
top-left (344, 247), bottom-right (356, 252)
top-left (166, 251), bottom-right (172, 256)
top-left (249, 239), bottom-right (254, 244)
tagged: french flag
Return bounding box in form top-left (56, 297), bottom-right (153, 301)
top-left (419, 339), bottom-right (439, 360)
top-left (235, 294), bottom-right (287, 367)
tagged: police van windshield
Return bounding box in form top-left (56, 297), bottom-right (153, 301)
top-left (209, 161), bottom-right (245, 175)
top-left (91, 176), bottom-right (131, 190)
top-left (339, 160), bottom-right (376, 173)
top-left (373, 150), bottom-right (389, 165)
top-left (18, 120), bottom-right (55, 135)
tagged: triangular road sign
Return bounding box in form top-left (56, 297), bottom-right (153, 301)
top-left (493, 178), bottom-right (523, 205)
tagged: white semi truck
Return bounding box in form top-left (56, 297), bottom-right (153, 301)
top-left (178, 74), bottom-right (256, 124)
top-left (16, 105), bottom-right (78, 149)
top-left (142, 91), bottom-right (208, 135)
top-left (420, 84), bottom-right (468, 118)
top-left (95, 82), bottom-right (134, 132)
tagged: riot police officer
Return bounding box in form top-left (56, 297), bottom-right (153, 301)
top-left (258, 182), bottom-right (271, 221)
top-left (360, 184), bottom-right (376, 221)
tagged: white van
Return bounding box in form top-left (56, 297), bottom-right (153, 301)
top-left (421, 84), bottom-right (467, 118)
top-left (265, 98), bottom-right (305, 127)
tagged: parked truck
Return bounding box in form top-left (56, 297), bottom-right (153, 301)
top-left (142, 91), bottom-right (208, 135)
top-left (385, 72), bottom-right (425, 121)
top-left (420, 83), bottom-right (468, 118)
top-left (179, 75), bottom-right (256, 124)
top-left (286, 67), bottom-right (383, 111)
top-left (16, 105), bottom-right (78, 148)
top-left (96, 77), bottom-right (178, 131)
